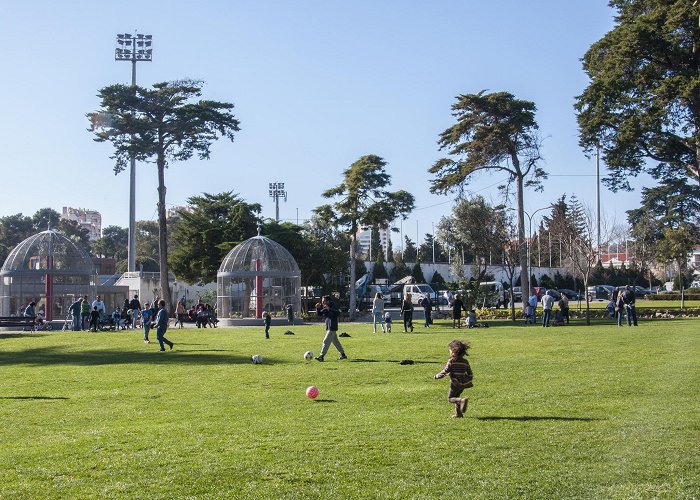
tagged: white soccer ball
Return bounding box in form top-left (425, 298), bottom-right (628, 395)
top-left (251, 354), bottom-right (263, 364)
top-left (304, 351), bottom-right (313, 361)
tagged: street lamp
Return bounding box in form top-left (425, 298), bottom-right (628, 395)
top-left (115, 32), bottom-right (153, 274)
top-left (268, 182), bottom-right (287, 222)
top-left (521, 205), bottom-right (553, 290)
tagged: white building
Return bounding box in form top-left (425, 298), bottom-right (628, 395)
top-left (61, 207), bottom-right (102, 241)
top-left (356, 226), bottom-right (390, 260)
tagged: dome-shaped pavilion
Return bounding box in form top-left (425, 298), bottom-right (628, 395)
top-left (0, 230), bottom-right (96, 320)
top-left (217, 231), bottom-right (301, 321)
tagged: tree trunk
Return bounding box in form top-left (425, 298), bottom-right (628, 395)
top-left (348, 233), bottom-right (356, 321)
top-left (516, 172), bottom-right (529, 310)
top-left (157, 157), bottom-right (173, 312)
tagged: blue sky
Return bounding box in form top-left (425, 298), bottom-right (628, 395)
top-left (0, 1), bottom-right (649, 247)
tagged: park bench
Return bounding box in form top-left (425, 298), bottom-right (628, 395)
top-left (0, 316), bottom-right (37, 330)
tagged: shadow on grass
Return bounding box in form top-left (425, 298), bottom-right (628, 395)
top-left (0, 396), bottom-right (69, 400)
top-left (0, 346), bottom-right (253, 366)
top-left (349, 358), bottom-right (439, 365)
top-left (313, 399), bottom-right (337, 403)
top-left (0, 333), bottom-right (50, 340)
top-left (476, 415), bottom-right (603, 422)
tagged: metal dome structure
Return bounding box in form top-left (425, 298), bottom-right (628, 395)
top-left (0, 230), bottom-right (96, 320)
top-left (217, 231), bottom-right (301, 320)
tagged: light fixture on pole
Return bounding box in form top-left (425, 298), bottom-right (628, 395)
top-left (268, 182), bottom-right (287, 222)
top-left (115, 32), bottom-right (153, 273)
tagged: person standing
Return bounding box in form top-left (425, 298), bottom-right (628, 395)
top-left (434, 339), bottom-right (473, 418)
top-left (154, 299), bottom-right (174, 351)
top-left (263, 311), bottom-right (272, 339)
top-left (452, 293), bottom-right (467, 328)
top-left (422, 295), bottom-right (433, 328)
top-left (89, 306), bottom-right (101, 332)
top-left (541, 292), bottom-right (555, 327)
top-left (69, 297), bottom-right (83, 331)
top-left (175, 301), bottom-right (186, 329)
top-left (92, 295), bottom-right (106, 323)
top-left (314, 296), bottom-right (346, 362)
top-left (526, 290), bottom-right (539, 325)
top-left (372, 292), bottom-right (385, 333)
top-left (616, 288), bottom-right (625, 327)
top-left (558, 293), bottom-right (570, 324)
top-left (129, 294), bottom-right (142, 329)
top-left (80, 295), bottom-right (91, 330)
top-left (622, 285), bottom-right (638, 327)
top-left (400, 293), bottom-right (414, 332)
top-left (141, 301), bottom-right (153, 344)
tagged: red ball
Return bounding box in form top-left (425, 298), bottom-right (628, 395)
top-left (306, 386), bottom-right (319, 399)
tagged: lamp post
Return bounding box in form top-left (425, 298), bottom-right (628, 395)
top-left (522, 205), bottom-right (553, 290)
top-left (115, 32), bottom-right (152, 274)
top-left (268, 182), bottom-right (287, 222)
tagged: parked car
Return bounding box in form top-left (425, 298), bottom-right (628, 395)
top-left (544, 289), bottom-right (561, 301)
top-left (557, 288), bottom-right (583, 301)
top-left (587, 285), bottom-right (615, 301)
top-left (511, 286), bottom-right (522, 302)
top-left (633, 286), bottom-right (653, 299)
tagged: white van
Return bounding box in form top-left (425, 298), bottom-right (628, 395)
top-left (403, 284), bottom-right (436, 307)
top-left (476, 281), bottom-right (505, 308)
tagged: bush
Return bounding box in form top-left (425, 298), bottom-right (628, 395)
top-left (647, 293), bottom-right (700, 301)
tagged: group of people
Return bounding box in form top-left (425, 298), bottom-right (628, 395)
top-left (607, 285), bottom-right (638, 327)
top-left (174, 301), bottom-right (219, 329)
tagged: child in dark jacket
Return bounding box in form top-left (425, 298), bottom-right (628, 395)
top-left (434, 340), bottom-right (474, 418)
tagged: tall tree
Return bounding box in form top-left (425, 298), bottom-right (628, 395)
top-left (402, 236), bottom-right (417, 262)
top-left (169, 192), bottom-right (260, 284)
top-left (576, 0), bottom-right (700, 190)
top-left (88, 79), bottom-right (241, 309)
top-left (322, 155), bottom-right (415, 319)
top-left (0, 213), bottom-right (33, 264)
top-left (429, 90), bottom-right (545, 303)
top-left (92, 225), bottom-right (128, 261)
top-left (31, 208), bottom-right (61, 231)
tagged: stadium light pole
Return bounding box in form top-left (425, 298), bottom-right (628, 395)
top-left (268, 182), bottom-right (287, 222)
top-left (115, 32), bottom-right (152, 273)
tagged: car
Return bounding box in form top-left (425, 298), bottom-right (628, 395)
top-left (557, 288), bottom-right (583, 301)
top-left (511, 286), bottom-right (522, 302)
top-left (587, 285), bottom-right (615, 301)
top-left (633, 286), bottom-right (653, 299)
top-left (544, 289), bottom-right (561, 301)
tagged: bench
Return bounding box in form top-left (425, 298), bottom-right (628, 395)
top-left (0, 316), bottom-right (37, 330)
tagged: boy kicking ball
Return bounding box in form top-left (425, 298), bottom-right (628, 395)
top-left (434, 340), bottom-right (473, 418)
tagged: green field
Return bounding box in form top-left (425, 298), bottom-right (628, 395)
top-left (1, 318), bottom-right (698, 498)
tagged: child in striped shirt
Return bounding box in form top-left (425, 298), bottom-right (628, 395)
top-left (434, 340), bottom-right (473, 418)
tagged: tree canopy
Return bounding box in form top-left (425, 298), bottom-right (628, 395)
top-left (89, 80), bottom-right (241, 307)
top-left (322, 154), bottom-right (414, 319)
top-left (575, 0), bottom-right (700, 189)
top-left (169, 192), bottom-right (260, 284)
top-left (429, 90), bottom-right (545, 300)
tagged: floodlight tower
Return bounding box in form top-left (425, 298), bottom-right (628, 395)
top-left (115, 32), bottom-right (152, 273)
top-left (269, 182), bottom-right (287, 222)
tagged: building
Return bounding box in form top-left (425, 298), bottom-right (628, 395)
top-left (356, 226), bottom-right (390, 260)
top-left (61, 207), bottom-right (102, 241)
top-left (688, 245), bottom-right (700, 270)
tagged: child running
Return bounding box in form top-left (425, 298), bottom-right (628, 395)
top-left (434, 340), bottom-right (474, 418)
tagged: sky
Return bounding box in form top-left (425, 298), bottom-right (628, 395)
top-left (0, 1), bottom-right (651, 249)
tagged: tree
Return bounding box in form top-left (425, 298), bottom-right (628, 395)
top-left (31, 208), bottom-right (61, 231)
top-left (321, 155), bottom-right (414, 319)
top-left (169, 192), bottom-right (260, 284)
top-left (576, 1), bottom-right (700, 191)
top-left (135, 220), bottom-right (161, 272)
top-left (655, 226), bottom-right (696, 292)
top-left (411, 258), bottom-right (426, 283)
top-left (402, 236), bottom-right (417, 262)
top-left (305, 206), bottom-right (352, 292)
top-left (0, 213), bottom-right (33, 264)
top-left (563, 198), bottom-right (598, 324)
top-left (386, 235), bottom-right (394, 263)
top-left (92, 225), bottom-right (128, 261)
top-left (373, 247), bottom-right (389, 280)
top-left (88, 79), bottom-right (241, 309)
top-left (429, 90), bottom-right (545, 303)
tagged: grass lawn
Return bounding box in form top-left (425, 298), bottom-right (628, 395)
top-left (0, 318), bottom-right (698, 498)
